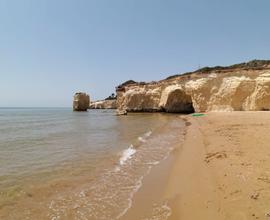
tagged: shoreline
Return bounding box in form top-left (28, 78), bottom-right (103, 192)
top-left (165, 115), bottom-right (222, 219)
top-left (123, 111), bottom-right (270, 220)
top-left (0, 111), bottom-right (184, 220)
top-left (119, 115), bottom-right (187, 220)
top-left (3, 110), bottom-right (270, 219)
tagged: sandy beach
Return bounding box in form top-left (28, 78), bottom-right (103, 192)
top-left (167, 111), bottom-right (270, 220)
top-left (122, 112), bottom-right (270, 220)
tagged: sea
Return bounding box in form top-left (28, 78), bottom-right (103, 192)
top-left (0, 108), bottom-right (185, 220)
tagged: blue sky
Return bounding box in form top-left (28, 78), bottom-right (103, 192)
top-left (0, 0), bottom-right (270, 107)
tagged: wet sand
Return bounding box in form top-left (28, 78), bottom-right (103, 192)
top-left (124, 112), bottom-right (270, 220)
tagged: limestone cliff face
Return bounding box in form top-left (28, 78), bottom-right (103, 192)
top-left (73, 92), bottom-right (90, 111)
top-left (117, 85), bottom-right (162, 112)
top-left (116, 60), bottom-right (270, 113)
top-left (89, 99), bottom-right (117, 109)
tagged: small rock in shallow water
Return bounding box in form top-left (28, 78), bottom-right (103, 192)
top-left (116, 109), bottom-right (127, 115)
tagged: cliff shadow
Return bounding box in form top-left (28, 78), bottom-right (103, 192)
top-left (163, 89), bottom-right (195, 114)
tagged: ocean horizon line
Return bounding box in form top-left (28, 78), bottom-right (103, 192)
top-left (0, 106), bottom-right (72, 109)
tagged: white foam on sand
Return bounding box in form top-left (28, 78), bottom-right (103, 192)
top-left (142, 201), bottom-right (172, 220)
top-left (138, 136), bottom-right (146, 142)
top-left (119, 144), bottom-right (136, 166)
top-left (116, 176), bottom-right (144, 219)
top-left (145, 131), bottom-right (152, 137)
top-left (138, 130), bottom-right (152, 143)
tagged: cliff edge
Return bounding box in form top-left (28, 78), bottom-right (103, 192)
top-left (116, 60), bottom-right (270, 113)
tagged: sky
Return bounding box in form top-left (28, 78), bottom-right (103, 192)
top-left (0, 0), bottom-right (270, 107)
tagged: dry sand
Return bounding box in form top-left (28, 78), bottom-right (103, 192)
top-left (122, 112), bottom-right (270, 220)
top-left (166, 111), bottom-right (270, 220)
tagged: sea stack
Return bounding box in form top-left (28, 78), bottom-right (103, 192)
top-left (73, 92), bottom-right (90, 111)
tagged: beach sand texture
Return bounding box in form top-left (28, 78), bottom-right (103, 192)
top-left (165, 112), bottom-right (270, 220)
top-left (120, 112), bottom-right (270, 220)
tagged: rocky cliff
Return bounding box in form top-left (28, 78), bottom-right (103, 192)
top-left (116, 60), bottom-right (270, 113)
top-left (89, 99), bottom-right (117, 109)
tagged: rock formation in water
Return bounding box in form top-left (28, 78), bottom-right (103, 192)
top-left (116, 60), bottom-right (270, 113)
top-left (73, 92), bottom-right (90, 111)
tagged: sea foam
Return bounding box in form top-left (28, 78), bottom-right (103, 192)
top-left (138, 136), bottom-right (146, 142)
top-left (145, 131), bottom-right (152, 137)
top-left (138, 130), bottom-right (152, 143)
top-left (119, 145), bottom-right (136, 165)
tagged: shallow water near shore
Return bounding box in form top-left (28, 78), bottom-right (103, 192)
top-left (0, 108), bottom-right (185, 219)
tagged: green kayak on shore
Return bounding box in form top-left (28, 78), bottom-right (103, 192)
top-left (192, 113), bottom-right (205, 117)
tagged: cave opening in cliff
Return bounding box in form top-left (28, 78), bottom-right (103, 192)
top-left (164, 89), bottom-right (195, 114)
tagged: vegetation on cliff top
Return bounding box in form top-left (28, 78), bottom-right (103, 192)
top-left (116, 80), bottom-right (148, 90)
top-left (116, 60), bottom-right (270, 88)
top-left (166, 59), bottom-right (270, 80)
top-left (105, 93), bottom-right (117, 100)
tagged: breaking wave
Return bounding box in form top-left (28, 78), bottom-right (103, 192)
top-left (119, 145), bottom-right (136, 166)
